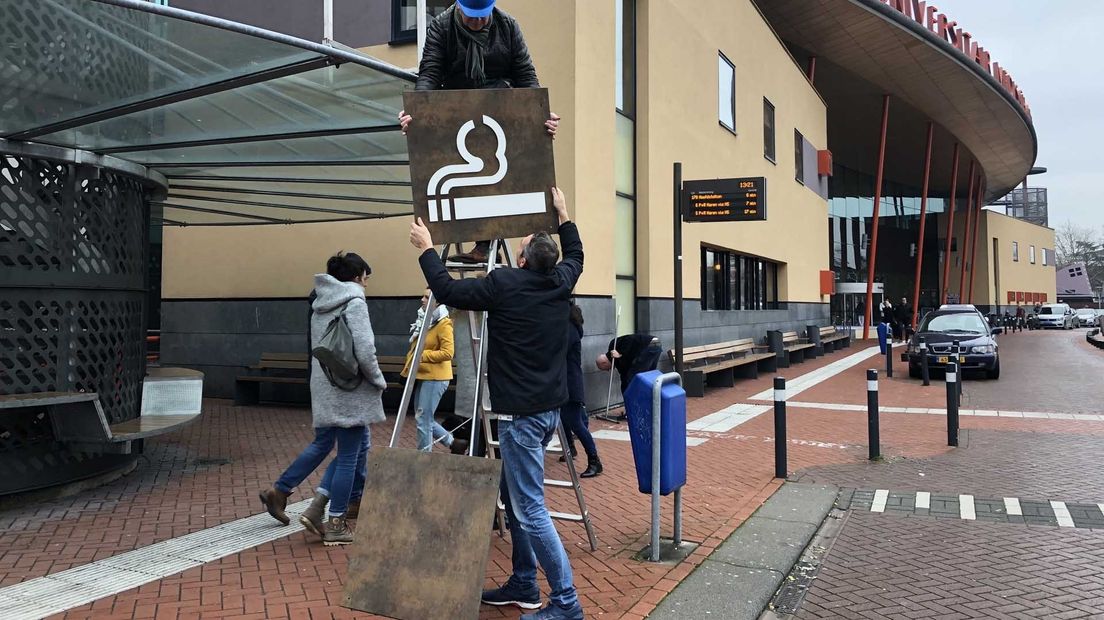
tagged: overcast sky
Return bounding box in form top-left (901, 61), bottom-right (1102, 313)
top-left (946, 1), bottom-right (1104, 232)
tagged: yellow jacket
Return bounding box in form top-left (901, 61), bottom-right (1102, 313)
top-left (401, 316), bottom-right (454, 380)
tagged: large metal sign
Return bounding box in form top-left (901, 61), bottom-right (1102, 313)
top-left (682, 177), bottom-right (767, 222)
top-left (403, 88), bottom-right (558, 244)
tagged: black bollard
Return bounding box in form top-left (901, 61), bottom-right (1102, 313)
top-left (773, 377), bottom-right (787, 479)
top-left (919, 336), bottom-right (930, 386)
top-left (885, 339), bottom-right (893, 378)
top-left (951, 339), bottom-right (962, 406)
top-left (867, 369), bottom-right (880, 460)
top-left (946, 362), bottom-right (959, 446)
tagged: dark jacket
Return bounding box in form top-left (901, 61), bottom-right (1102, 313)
top-left (895, 303), bottom-right (910, 325)
top-left (881, 304), bottom-right (895, 325)
top-left (566, 321), bottom-right (584, 404)
top-left (607, 333), bottom-right (660, 394)
top-left (419, 222), bottom-right (584, 415)
top-left (415, 6), bottom-right (539, 91)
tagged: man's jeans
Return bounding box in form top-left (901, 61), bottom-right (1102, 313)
top-left (415, 379), bottom-right (452, 451)
top-left (499, 410), bottom-right (578, 609)
top-left (275, 426), bottom-right (369, 515)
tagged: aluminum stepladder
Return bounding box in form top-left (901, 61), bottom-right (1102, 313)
top-left (389, 239), bottom-right (598, 551)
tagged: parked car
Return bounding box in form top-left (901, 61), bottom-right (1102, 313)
top-left (1035, 303), bottom-right (1075, 329)
top-left (906, 307), bottom-right (1001, 380)
top-left (1074, 308), bottom-right (1098, 328)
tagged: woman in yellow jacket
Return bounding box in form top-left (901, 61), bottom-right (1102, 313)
top-left (402, 288), bottom-right (467, 454)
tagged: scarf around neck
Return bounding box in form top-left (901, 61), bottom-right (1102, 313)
top-left (452, 6), bottom-right (492, 87)
top-left (409, 304), bottom-right (450, 342)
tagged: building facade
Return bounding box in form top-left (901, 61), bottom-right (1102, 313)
top-left (155, 0), bottom-right (1049, 407)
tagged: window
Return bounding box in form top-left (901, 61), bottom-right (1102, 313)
top-left (763, 99), bottom-right (776, 162)
top-left (392, 0), bottom-right (450, 43)
top-left (1012, 241), bottom-right (1019, 262)
top-left (718, 53), bottom-right (735, 132)
top-left (615, 0), bottom-right (636, 115)
top-left (794, 130), bottom-right (804, 184)
top-left (1030, 245), bottom-right (1036, 264)
top-left (701, 246), bottom-right (779, 311)
top-left (1042, 248), bottom-right (1049, 266)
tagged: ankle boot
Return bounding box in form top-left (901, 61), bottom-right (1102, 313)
top-left (345, 496), bottom-right (361, 520)
top-left (299, 492), bottom-right (328, 537)
top-left (258, 487), bottom-right (291, 525)
top-left (580, 454), bottom-right (603, 478)
top-left (322, 515), bottom-right (355, 546)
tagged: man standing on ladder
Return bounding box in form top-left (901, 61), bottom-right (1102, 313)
top-left (409, 189), bottom-right (584, 620)
top-left (399, 0), bottom-right (560, 264)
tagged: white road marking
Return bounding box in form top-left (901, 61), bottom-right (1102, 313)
top-left (590, 429), bottom-right (708, 446)
top-left (0, 499), bottom-right (314, 620)
top-left (778, 401), bottom-right (1103, 421)
top-left (959, 494), bottom-right (976, 520)
top-left (871, 489), bottom-right (889, 512)
top-left (1098, 503), bottom-right (1104, 519)
top-left (749, 346), bottom-right (881, 401)
top-left (1051, 501), bottom-right (1075, 527)
top-left (1004, 497), bottom-right (1023, 516)
top-left (686, 403), bottom-right (771, 432)
top-left (915, 491), bottom-right (930, 509)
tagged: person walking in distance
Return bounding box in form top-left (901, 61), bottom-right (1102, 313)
top-left (561, 302), bottom-right (602, 478)
top-left (401, 288), bottom-right (469, 454)
top-left (398, 0), bottom-right (560, 264)
top-left (258, 252), bottom-right (387, 546)
top-left (410, 187), bottom-right (584, 619)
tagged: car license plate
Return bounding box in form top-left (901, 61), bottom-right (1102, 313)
top-left (937, 356), bottom-right (948, 363)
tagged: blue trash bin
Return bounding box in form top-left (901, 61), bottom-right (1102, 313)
top-left (623, 370), bottom-right (687, 495)
top-left (877, 322), bottom-right (888, 354)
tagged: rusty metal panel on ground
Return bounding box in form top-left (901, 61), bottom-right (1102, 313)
top-left (403, 88), bottom-right (558, 244)
top-left (342, 449), bottom-right (502, 620)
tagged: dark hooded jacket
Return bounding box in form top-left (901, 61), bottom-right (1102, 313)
top-left (415, 5), bottom-right (539, 91)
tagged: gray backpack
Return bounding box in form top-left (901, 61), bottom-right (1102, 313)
top-left (312, 304), bottom-right (362, 391)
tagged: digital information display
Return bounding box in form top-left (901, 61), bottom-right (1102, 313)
top-left (682, 177), bottom-right (767, 222)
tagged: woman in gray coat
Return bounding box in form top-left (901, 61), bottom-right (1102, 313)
top-left (259, 252), bottom-right (387, 546)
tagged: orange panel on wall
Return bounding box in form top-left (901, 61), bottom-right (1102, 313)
top-left (819, 270), bottom-right (835, 296)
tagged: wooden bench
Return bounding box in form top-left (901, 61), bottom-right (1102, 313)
top-left (1, 368), bottom-right (203, 450)
top-left (768, 330), bottom-right (816, 368)
top-left (235, 352), bottom-right (310, 405)
top-left (806, 325), bottom-right (850, 355)
top-left (669, 338), bottom-right (778, 397)
top-left (236, 352), bottom-right (457, 408)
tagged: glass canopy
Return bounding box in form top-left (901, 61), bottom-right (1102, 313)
top-left (0, 0), bottom-right (416, 225)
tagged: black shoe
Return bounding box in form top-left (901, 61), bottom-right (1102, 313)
top-left (580, 454), bottom-right (603, 478)
top-left (558, 444), bottom-right (578, 463)
top-left (481, 577), bottom-right (541, 610)
top-left (450, 438), bottom-right (470, 455)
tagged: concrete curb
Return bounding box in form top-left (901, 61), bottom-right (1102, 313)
top-left (647, 482), bottom-right (838, 619)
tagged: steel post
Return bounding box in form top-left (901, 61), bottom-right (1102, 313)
top-left (941, 145), bottom-right (961, 305)
top-left (885, 340), bottom-right (893, 378)
top-left (920, 337), bottom-right (930, 386)
top-left (863, 95), bottom-right (891, 341)
top-left (911, 121), bottom-right (935, 329)
top-left (673, 163), bottom-right (684, 375)
top-left (650, 372), bottom-right (683, 562)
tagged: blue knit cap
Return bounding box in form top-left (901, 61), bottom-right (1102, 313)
top-left (456, 0), bottom-right (494, 18)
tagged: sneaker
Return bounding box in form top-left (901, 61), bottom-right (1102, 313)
top-left (521, 602), bottom-right (585, 620)
top-left (481, 578), bottom-right (541, 610)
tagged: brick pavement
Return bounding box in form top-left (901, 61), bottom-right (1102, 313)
top-left (794, 511), bottom-right (1104, 620)
top-left (5, 330), bottom-right (1103, 618)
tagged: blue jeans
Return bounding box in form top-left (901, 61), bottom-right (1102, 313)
top-left (499, 410), bottom-right (578, 609)
top-left (275, 426), bottom-right (369, 516)
top-left (414, 380), bottom-right (452, 451)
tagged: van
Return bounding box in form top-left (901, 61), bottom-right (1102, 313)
top-left (1035, 303), bottom-right (1074, 330)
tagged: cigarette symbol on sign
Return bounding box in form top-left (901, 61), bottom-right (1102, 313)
top-left (426, 115), bottom-right (545, 223)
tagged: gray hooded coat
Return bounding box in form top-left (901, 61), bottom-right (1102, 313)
top-left (310, 274), bottom-right (387, 429)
